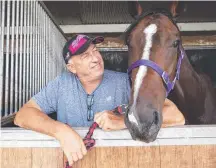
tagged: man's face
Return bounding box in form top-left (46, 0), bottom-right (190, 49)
top-left (69, 44), bottom-right (104, 79)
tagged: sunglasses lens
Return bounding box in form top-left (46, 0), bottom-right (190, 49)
top-left (87, 109), bottom-right (94, 121)
top-left (87, 95), bottom-right (94, 121)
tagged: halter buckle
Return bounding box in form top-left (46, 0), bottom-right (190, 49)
top-left (162, 71), bottom-right (169, 85)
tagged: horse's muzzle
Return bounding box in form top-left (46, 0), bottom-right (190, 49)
top-left (125, 109), bottom-right (162, 143)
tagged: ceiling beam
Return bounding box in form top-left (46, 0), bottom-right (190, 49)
top-left (60, 22), bottom-right (216, 33)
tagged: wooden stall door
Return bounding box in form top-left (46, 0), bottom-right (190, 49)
top-left (1, 148), bottom-right (63, 168)
top-left (71, 145), bottom-right (216, 168)
top-left (1, 145), bottom-right (216, 168)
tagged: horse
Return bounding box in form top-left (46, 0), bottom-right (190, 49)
top-left (121, 2), bottom-right (216, 143)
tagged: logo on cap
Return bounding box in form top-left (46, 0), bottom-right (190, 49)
top-left (69, 35), bottom-right (87, 54)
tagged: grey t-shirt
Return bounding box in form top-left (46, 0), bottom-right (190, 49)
top-left (32, 69), bottom-right (131, 127)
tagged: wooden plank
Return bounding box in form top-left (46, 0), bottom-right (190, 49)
top-left (32, 148), bottom-right (63, 168)
top-left (95, 147), bottom-right (128, 168)
top-left (175, 146), bottom-right (192, 168)
top-left (160, 146), bottom-right (176, 168)
top-left (160, 145), bottom-right (192, 168)
top-left (192, 145), bottom-right (216, 168)
top-left (128, 146), bottom-right (160, 168)
top-left (1, 145), bottom-right (216, 168)
top-left (0, 148), bottom-right (31, 168)
top-left (72, 148), bottom-right (96, 168)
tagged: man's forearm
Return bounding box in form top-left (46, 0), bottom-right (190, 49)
top-left (119, 114), bottom-right (127, 129)
top-left (14, 107), bottom-right (68, 139)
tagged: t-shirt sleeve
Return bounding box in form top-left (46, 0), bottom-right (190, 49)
top-left (117, 72), bottom-right (131, 105)
top-left (32, 76), bottom-right (60, 114)
top-left (113, 73), bottom-right (131, 111)
top-left (126, 75), bottom-right (131, 101)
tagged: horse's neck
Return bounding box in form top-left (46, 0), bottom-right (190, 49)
top-left (171, 55), bottom-right (216, 124)
top-left (178, 55), bottom-right (201, 89)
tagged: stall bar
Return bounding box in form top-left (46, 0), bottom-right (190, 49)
top-left (1, 126), bottom-right (216, 168)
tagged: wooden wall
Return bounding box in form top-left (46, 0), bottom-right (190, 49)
top-left (1, 148), bottom-right (63, 168)
top-left (1, 145), bottom-right (216, 168)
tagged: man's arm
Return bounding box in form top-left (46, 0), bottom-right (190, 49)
top-left (94, 99), bottom-right (185, 131)
top-left (14, 99), bottom-right (66, 138)
top-left (161, 98), bottom-right (185, 127)
top-left (14, 75), bottom-right (68, 139)
top-left (14, 99), bottom-right (87, 166)
top-left (94, 110), bottom-right (126, 131)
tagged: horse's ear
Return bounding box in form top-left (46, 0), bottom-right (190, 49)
top-left (170, 1), bottom-right (179, 18)
top-left (136, 1), bottom-right (143, 16)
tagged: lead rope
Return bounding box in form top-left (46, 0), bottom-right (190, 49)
top-left (65, 104), bottom-right (128, 168)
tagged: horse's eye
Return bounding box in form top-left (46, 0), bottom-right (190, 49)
top-left (173, 40), bottom-right (180, 48)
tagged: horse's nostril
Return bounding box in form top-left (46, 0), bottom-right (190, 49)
top-left (153, 111), bottom-right (159, 125)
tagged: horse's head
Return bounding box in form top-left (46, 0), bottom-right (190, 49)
top-left (124, 2), bottom-right (185, 142)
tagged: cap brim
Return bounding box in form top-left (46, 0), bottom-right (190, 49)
top-left (92, 36), bottom-right (104, 44)
top-left (71, 36), bottom-right (104, 56)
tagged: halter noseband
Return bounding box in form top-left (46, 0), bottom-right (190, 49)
top-left (128, 44), bottom-right (185, 97)
top-left (127, 9), bottom-right (185, 97)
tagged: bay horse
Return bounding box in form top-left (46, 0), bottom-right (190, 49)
top-left (123, 2), bottom-right (216, 142)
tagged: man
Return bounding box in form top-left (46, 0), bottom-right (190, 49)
top-left (14, 34), bottom-right (185, 166)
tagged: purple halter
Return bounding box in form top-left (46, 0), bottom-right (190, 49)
top-left (128, 44), bottom-right (185, 97)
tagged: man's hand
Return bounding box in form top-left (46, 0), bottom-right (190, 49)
top-left (94, 110), bottom-right (126, 131)
top-left (55, 125), bottom-right (87, 166)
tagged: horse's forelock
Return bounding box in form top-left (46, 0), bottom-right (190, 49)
top-left (124, 8), bottom-right (178, 44)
